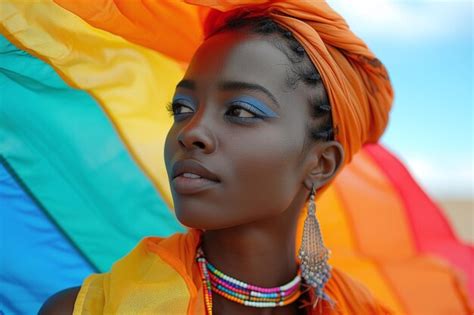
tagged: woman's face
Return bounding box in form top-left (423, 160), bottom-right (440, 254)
top-left (164, 30), bottom-right (319, 230)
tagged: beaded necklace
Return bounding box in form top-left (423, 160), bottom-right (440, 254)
top-left (196, 247), bottom-right (302, 314)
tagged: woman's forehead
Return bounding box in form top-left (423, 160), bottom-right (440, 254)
top-left (184, 31), bottom-right (292, 94)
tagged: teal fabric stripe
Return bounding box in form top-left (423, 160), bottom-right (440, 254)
top-left (0, 34), bottom-right (184, 271)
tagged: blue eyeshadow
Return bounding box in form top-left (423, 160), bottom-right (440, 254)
top-left (173, 94), bottom-right (197, 109)
top-left (228, 96), bottom-right (279, 118)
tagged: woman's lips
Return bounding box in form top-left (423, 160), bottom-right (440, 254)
top-left (172, 173), bottom-right (220, 195)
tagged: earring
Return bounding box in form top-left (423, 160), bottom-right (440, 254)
top-left (298, 184), bottom-right (332, 305)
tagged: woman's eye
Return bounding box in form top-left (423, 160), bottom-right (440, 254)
top-left (227, 106), bottom-right (255, 118)
top-left (174, 103), bottom-right (194, 115)
top-left (227, 106), bottom-right (257, 118)
top-left (166, 101), bottom-right (194, 117)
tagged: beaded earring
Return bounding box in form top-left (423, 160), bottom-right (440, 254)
top-left (298, 184), bottom-right (332, 305)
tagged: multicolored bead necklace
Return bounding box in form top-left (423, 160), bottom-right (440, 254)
top-left (196, 247), bottom-right (302, 314)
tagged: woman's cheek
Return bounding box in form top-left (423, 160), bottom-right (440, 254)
top-left (229, 132), bottom-right (302, 197)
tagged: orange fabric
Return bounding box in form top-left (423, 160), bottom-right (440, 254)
top-left (74, 230), bottom-right (393, 314)
top-left (334, 151), bottom-right (417, 260)
top-left (379, 258), bottom-right (474, 315)
top-left (53, 0), bottom-right (208, 66)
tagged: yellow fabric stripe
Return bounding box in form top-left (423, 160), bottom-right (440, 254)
top-left (0, 0), bottom-right (182, 207)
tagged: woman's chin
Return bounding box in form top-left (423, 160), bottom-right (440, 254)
top-left (175, 207), bottom-right (240, 230)
top-left (175, 208), bottom-right (215, 230)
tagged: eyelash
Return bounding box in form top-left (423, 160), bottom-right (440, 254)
top-left (166, 101), bottom-right (265, 122)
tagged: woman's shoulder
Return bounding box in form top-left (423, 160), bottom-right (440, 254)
top-left (38, 286), bottom-right (81, 315)
top-left (321, 267), bottom-right (394, 315)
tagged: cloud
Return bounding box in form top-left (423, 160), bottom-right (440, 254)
top-left (327, 0), bottom-right (472, 41)
top-left (401, 154), bottom-right (473, 199)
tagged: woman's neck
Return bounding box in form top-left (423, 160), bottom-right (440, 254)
top-left (202, 219), bottom-right (299, 287)
top-left (199, 190), bottom-right (308, 314)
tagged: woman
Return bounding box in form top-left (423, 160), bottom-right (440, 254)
top-left (41, 1), bottom-right (393, 314)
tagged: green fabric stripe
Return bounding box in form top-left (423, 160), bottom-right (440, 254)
top-left (0, 34), bottom-right (184, 271)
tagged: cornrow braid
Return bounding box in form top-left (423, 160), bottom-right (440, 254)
top-left (214, 16), bottom-right (335, 142)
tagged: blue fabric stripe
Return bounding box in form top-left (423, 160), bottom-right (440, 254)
top-left (0, 159), bottom-right (96, 315)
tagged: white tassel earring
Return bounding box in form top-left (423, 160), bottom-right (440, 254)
top-left (298, 183), bottom-right (332, 305)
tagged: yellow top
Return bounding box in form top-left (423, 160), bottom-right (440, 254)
top-left (74, 230), bottom-right (392, 314)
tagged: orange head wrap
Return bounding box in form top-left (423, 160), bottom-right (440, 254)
top-left (188, 0), bottom-right (394, 166)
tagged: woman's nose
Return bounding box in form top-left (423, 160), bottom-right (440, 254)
top-left (177, 115), bottom-right (217, 154)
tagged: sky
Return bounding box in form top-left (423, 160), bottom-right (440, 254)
top-left (327, 0), bottom-right (473, 199)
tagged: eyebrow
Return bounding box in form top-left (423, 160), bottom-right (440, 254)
top-left (175, 79), bottom-right (280, 108)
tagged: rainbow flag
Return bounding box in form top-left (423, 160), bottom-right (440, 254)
top-left (1, 1), bottom-right (472, 314)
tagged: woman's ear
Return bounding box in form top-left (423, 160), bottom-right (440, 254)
top-left (303, 141), bottom-right (344, 191)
